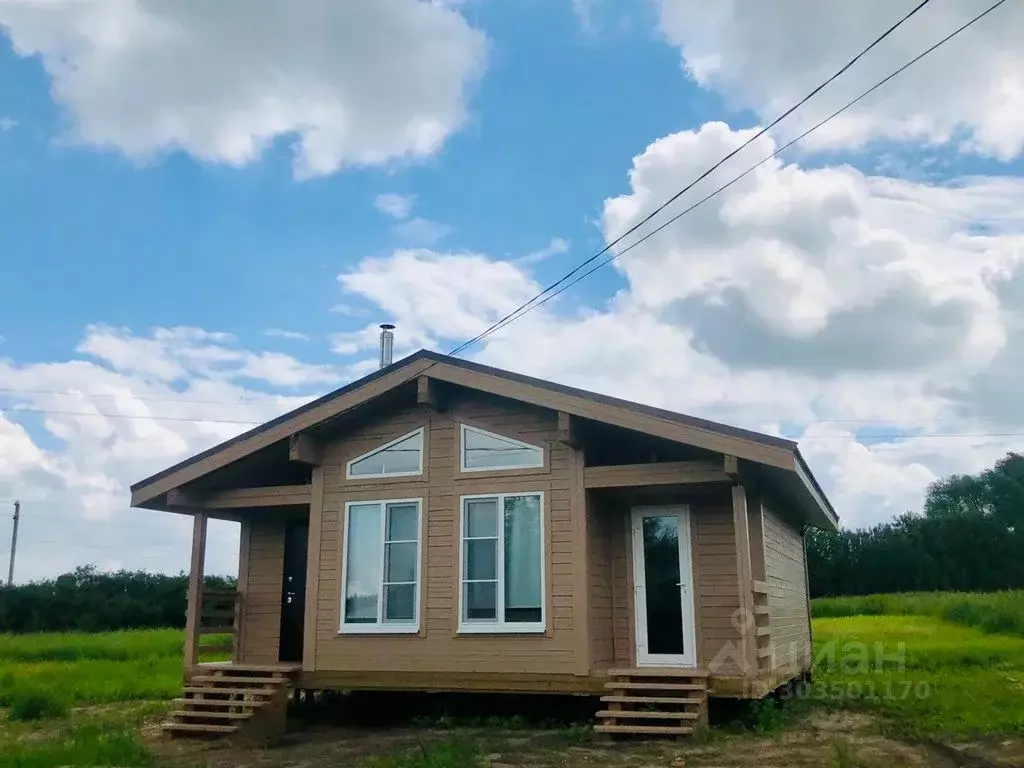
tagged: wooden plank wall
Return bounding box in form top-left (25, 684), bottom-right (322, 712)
top-left (586, 493), bottom-right (615, 670)
top-left (313, 392), bottom-right (579, 675)
top-left (238, 518), bottom-right (285, 663)
top-left (762, 504), bottom-right (812, 672)
top-left (691, 492), bottom-right (745, 674)
top-left (602, 488), bottom-right (744, 673)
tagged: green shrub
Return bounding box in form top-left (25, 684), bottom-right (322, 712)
top-left (7, 689), bottom-right (70, 721)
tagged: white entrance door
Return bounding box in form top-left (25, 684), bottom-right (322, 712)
top-left (631, 505), bottom-right (697, 667)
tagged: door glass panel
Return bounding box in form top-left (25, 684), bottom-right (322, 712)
top-left (642, 515), bottom-right (685, 656)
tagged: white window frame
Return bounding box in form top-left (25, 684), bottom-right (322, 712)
top-left (458, 491), bottom-right (546, 634)
top-left (459, 424), bottom-right (544, 473)
top-left (339, 497), bottom-right (422, 634)
top-left (346, 427), bottom-right (424, 480)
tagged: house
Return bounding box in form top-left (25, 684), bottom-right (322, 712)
top-left (131, 336), bottom-right (838, 739)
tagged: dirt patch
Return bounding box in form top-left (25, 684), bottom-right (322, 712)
top-left (939, 737), bottom-right (1024, 768)
top-left (150, 710), bottom-right (979, 768)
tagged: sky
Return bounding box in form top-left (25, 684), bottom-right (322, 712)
top-left (2, 0), bottom-right (1024, 582)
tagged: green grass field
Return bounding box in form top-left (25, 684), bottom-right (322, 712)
top-left (810, 614), bottom-right (1024, 739)
top-left (1, 592), bottom-right (1023, 765)
top-left (0, 629), bottom-right (208, 767)
top-left (812, 590), bottom-right (1024, 638)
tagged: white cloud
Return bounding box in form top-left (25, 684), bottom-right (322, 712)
top-left (601, 122), bottom-right (1022, 377)
top-left (375, 193), bottom-right (415, 220)
top-left (0, 0), bottom-right (488, 177)
top-left (0, 116), bottom-right (16, 132)
top-left (237, 352), bottom-right (339, 388)
top-left (656, 0), bottom-right (1024, 158)
top-left (75, 325), bottom-right (338, 388)
top-left (518, 237), bottom-right (570, 265)
top-left (264, 328), bottom-right (310, 342)
top-left (333, 248), bottom-right (541, 355)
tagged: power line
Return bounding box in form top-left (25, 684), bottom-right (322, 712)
top-left (464, 0), bottom-right (1008, 349)
top-left (0, 386), bottom-right (306, 408)
top-left (1, 406), bottom-right (264, 425)
top-left (448, 0), bottom-right (937, 358)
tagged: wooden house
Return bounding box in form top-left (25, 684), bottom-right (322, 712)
top-left (131, 346), bottom-right (837, 738)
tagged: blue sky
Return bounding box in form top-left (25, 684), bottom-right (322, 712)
top-left (0, 0), bottom-right (730, 363)
top-left (2, 0), bottom-right (1024, 579)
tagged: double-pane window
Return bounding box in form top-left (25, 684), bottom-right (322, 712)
top-left (460, 493), bottom-right (544, 633)
top-left (342, 499), bottom-right (421, 633)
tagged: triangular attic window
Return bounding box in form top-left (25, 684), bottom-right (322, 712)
top-left (460, 424), bottom-right (543, 472)
top-left (347, 428), bottom-right (424, 478)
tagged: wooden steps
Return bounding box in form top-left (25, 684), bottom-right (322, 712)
top-left (162, 664), bottom-right (297, 740)
top-left (595, 669), bottom-right (708, 738)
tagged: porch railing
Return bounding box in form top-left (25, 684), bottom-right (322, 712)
top-left (191, 588), bottom-right (241, 663)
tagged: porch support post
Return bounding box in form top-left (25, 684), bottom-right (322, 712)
top-left (730, 485), bottom-right (758, 676)
top-left (183, 510), bottom-right (208, 671)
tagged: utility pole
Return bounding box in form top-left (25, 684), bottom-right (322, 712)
top-left (7, 500), bottom-right (19, 587)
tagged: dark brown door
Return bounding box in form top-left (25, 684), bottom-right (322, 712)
top-left (278, 521), bottom-right (308, 663)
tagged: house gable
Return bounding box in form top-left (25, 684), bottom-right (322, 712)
top-left (130, 350), bottom-right (837, 530)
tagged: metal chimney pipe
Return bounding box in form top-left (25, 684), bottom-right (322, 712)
top-left (379, 324), bottom-right (395, 369)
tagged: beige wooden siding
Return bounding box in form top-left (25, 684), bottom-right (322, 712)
top-left (762, 504), bottom-right (811, 672)
top-left (239, 518), bottom-right (285, 663)
top-left (586, 492), bottom-right (615, 670)
top-left (691, 493), bottom-right (744, 674)
top-left (314, 392), bottom-right (578, 675)
top-left (601, 489), bottom-right (743, 673)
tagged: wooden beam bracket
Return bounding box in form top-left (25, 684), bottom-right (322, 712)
top-left (416, 375), bottom-right (445, 411)
top-left (557, 411), bottom-right (579, 448)
top-left (166, 488), bottom-right (199, 508)
top-left (289, 433), bottom-right (322, 466)
top-left (724, 454), bottom-right (739, 481)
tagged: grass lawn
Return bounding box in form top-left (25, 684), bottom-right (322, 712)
top-left (810, 614), bottom-right (1024, 740)
top-left (2, 596), bottom-right (1024, 766)
top-left (0, 629), bottom-right (207, 767)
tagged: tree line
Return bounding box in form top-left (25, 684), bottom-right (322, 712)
top-left (807, 452), bottom-right (1024, 597)
top-left (0, 566), bottom-right (236, 633)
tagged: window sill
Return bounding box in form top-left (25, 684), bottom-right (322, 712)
top-left (457, 624), bottom-right (546, 635)
top-left (339, 625), bottom-right (420, 635)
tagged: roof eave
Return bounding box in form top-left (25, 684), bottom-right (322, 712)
top-left (793, 448), bottom-right (840, 531)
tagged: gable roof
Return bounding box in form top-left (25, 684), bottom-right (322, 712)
top-left (131, 349), bottom-right (838, 529)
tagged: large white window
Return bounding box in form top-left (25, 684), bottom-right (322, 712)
top-left (347, 428), bottom-right (424, 479)
top-left (459, 492), bottom-right (545, 633)
top-left (341, 499), bottom-right (422, 634)
top-left (460, 424), bottom-right (543, 472)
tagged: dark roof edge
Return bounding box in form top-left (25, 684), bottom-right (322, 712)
top-left (794, 447), bottom-right (840, 528)
top-left (421, 351), bottom-right (799, 452)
